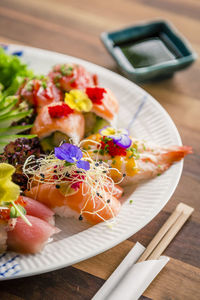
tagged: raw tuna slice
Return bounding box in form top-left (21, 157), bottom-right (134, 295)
top-left (7, 215), bottom-right (60, 254)
top-left (21, 196), bottom-right (55, 225)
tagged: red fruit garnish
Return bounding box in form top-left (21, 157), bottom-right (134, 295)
top-left (48, 103), bottom-right (74, 118)
top-left (85, 87), bottom-right (106, 105)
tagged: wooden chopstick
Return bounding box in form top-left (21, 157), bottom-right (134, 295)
top-left (138, 203), bottom-right (194, 262)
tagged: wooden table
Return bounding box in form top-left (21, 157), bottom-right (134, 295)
top-left (0, 0), bottom-right (199, 299)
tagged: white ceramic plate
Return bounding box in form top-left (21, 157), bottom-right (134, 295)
top-left (0, 44), bottom-right (183, 280)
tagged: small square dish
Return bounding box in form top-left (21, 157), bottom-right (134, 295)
top-left (101, 20), bottom-right (197, 82)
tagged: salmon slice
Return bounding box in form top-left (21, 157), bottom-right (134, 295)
top-left (20, 196), bottom-right (55, 225)
top-left (7, 215), bottom-right (60, 254)
top-left (26, 184), bottom-right (67, 209)
top-left (65, 183), bottom-right (121, 224)
top-left (82, 134), bottom-right (192, 185)
top-left (31, 101), bottom-right (85, 142)
top-left (25, 183), bottom-right (122, 225)
top-left (105, 183), bottom-right (124, 199)
top-left (91, 88), bottom-right (119, 123)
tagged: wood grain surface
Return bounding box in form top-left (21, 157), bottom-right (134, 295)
top-left (0, 0), bottom-right (199, 299)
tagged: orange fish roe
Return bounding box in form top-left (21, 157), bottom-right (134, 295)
top-left (0, 208), bottom-right (10, 221)
top-left (16, 196), bottom-right (27, 207)
top-left (0, 197), bottom-right (27, 221)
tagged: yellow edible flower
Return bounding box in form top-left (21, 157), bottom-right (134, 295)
top-left (100, 127), bottom-right (117, 136)
top-left (0, 163), bottom-right (20, 204)
top-left (64, 89), bottom-right (92, 112)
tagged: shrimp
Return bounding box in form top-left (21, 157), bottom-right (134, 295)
top-left (81, 134), bottom-right (192, 185)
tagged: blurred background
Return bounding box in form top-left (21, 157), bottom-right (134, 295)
top-left (0, 0), bottom-right (199, 111)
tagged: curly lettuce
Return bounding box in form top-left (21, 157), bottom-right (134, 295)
top-left (0, 47), bottom-right (34, 96)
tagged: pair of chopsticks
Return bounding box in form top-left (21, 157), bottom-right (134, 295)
top-left (92, 202), bottom-right (193, 300)
top-left (138, 202), bottom-right (194, 262)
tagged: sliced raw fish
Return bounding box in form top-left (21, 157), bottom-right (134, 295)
top-left (48, 63), bottom-right (95, 91)
top-left (7, 215), bottom-right (60, 254)
top-left (91, 88), bottom-right (119, 123)
top-left (18, 78), bottom-right (63, 112)
top-left (20, 196), bottom-right (55, 225)
top-left (25, 183), bottom-right (122, 225)
top-left (31, 101), bottom-right (85, 143)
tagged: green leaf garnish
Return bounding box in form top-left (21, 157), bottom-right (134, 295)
top-left (10, 204), bottom-right (26, 218)
top-left (11, 201), bottom-right (32, 226)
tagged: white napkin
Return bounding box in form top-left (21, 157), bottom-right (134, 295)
top-left (92, 242), bottom-right (169, 300)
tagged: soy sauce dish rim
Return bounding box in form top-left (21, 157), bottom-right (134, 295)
top-left (101, 19), bottom-right (197, 79)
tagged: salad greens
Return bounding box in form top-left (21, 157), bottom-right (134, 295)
top-left (0, 47), bottom-right (34, 96)
top-left (0, 48), bottom-right (36, 153)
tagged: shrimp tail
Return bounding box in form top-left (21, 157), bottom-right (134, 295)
top-left (162, 146), bottom-right (192, 164)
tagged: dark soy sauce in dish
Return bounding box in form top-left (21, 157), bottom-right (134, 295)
top-left (114, 33), bottom-right (183, 68)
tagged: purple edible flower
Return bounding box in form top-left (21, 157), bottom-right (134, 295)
top-left (100, 127), bottom-right (132, 149)
top-left (113, 134), bottom-right (132, 149)
top-left (55, 143), bottom-right (90, 171)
